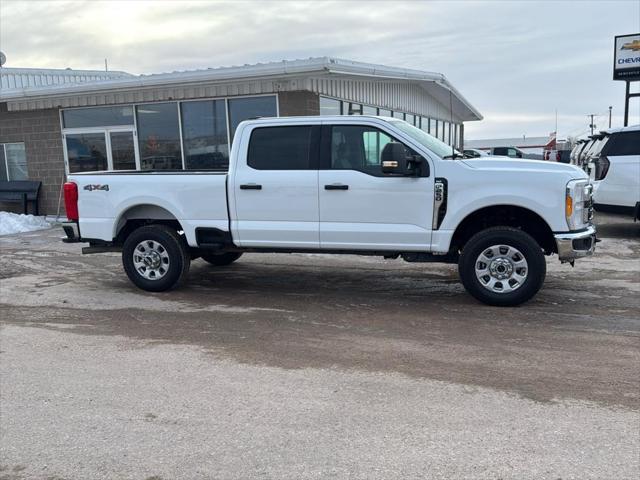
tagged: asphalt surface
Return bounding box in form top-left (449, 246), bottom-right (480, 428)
top-left (1, 213), bottom-right (639, 479)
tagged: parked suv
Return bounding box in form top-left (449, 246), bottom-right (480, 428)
top-left (570, 140), bottom-right (589, 166)
top-left (578, 134), bottom-right (606, 171)
top-left (591, 125), bottom-right (640, 220)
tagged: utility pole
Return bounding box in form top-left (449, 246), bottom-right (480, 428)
top-left (608, 106), bottom-right (612, 128)
top-left (588, 114), bottom-right (596, 135)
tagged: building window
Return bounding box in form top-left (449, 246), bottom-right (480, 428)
top-left (228, 96), bottom-right (278, 139)
top-left (181, 100), bottom-right (229, 169)
top-left (406, 114), bottom-right (415, 126)
top-left (65, 133), bottom-right (108, 173)
top-left (110, 131), bottom-right (137, 170)
top-left (320, 97), bottom-right (342, 116)
top-left (136, 102), bottom-right (182, 170)
top-left (248, 126), bottom-right (314, 170)
top-left (362, 105), bottom-right (377, 116)
top-left (392, 111), bottom-right (404, 119)
top-left (63, 106), bottom-right (134, 128)
top-left (347, 103), bottom-right (363, 115)
top-left (0, 143), bottom-right (28, 180)
top-left (378, 109), bottom-right (391, 118)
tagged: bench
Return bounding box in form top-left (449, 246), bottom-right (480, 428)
top-left (0, 180), bottom-right (42, 215)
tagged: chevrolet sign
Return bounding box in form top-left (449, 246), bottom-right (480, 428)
top-left (614, 33), bottom-right (640, 81)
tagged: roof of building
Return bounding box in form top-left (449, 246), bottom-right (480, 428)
top-left (464, 136), bottom-right (554, 149)
top-left (0, 67), bottom-right (133, 90)
top-left (0, 57), bottom-right (482, 121)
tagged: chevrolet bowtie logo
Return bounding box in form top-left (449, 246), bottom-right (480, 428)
top-left (83, 184), bottom-right (109, 191)
top-left (621, 39), bottom-right (640, 52)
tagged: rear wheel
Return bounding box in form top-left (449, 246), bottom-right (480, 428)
top-left (122, 225), bottom-right (190, 292)
top-left (201, 252), bottom-right (243, 266)
top-left (458, 227), bottom-right (546, 306)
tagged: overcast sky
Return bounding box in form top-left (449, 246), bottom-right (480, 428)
top-left (1, 0), bottom-right (638, 139)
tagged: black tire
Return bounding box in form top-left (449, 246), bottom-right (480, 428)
top-left (201, 252), bottom-right (243, 266)
top-left (122, 225), bottom-right (190, 292)
top-left (458, 227), bottom-right (546, 307)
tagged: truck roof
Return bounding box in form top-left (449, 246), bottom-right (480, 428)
top-left (242, 115), bottom-right (399, 124)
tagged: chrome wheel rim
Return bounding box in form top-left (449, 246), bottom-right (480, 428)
top-left (132, 240), bottom-right (170, 280)
top-left (475, 244), bottom-right (528, 294)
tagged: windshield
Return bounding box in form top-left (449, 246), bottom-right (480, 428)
top-left (389, 119), bottom-right (463, 158)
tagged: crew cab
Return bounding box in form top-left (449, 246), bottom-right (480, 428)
top-left (61, 116), bottom-right (596, 306)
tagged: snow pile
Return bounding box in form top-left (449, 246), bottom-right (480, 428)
top-left (0, 212), bottom-right (52, 236)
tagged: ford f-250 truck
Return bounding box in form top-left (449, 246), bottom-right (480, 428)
top-left (61, 116), bottom-right (596, 306)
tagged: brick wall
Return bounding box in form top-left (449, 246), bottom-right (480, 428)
top-left (278, 91), bottom-right (320, 116)
top-left (0, 107), bottom-right (66, 215)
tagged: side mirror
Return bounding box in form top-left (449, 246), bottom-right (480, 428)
top-left (381, 142), bottom-right (425, 176)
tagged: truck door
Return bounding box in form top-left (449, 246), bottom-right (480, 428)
top-left (232, 124), bottom-right (321, 248)
top-left (318, 124), bottom-right (434, 251)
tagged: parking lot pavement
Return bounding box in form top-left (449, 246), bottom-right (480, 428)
top-left (1, 213), bottom-right (638, 479)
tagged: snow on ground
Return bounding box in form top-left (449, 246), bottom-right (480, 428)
top-left (0, 212), bottom-right (52, 236)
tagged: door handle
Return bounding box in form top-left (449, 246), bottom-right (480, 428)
top-left (324, 184), bottom-right (349, 190)
top-left (240, 184), bottom-right (262, 190)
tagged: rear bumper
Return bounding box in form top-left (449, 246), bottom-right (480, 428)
top-left (554, 225), bottom-right (597, 262)
top-left (61, 221), bottom-right (81, 243)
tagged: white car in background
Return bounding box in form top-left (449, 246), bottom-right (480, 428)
top-left (570, 139), bottom-right (589, 166)
top-left (579, 134), bottom-right (607, 172)
top-left (590, 125), bottom-right (640, 221)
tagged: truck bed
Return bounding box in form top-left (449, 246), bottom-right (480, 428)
top-left (69, 171), bottom-right (229, 247)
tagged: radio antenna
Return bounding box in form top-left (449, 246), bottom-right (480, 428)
top-left (449, 85), bottom-right (455, 158)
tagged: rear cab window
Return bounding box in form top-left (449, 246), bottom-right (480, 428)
top-left (493, 147), bottom-right (508, 156)
top-left (247, 125), bottom-right (319, 170)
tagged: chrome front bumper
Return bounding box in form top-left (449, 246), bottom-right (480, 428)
top-left (554, 225), bottom-right (597, 262)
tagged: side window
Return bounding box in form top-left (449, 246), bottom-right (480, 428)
top-left (493, 147), bottom-right (507, 155)
top-left (329, 125), bottom-right (418, 176)
top-left (605, 132), bottom-right (640, 156)
top-left (247, 126), bottom-right (315, 170)
top-left (507, 148), bottom-right (518, 157)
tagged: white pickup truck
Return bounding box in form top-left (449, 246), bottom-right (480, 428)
top-left (61, 116), bottom-right (596, 306)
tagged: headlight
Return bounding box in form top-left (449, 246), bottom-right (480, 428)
top-left (566, 179), bottom-right (592, 230)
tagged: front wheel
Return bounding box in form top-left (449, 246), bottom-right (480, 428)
top-left (122, 225), bottom-right (191, 292)
top-left (458, 227), bottom-right (546, 306)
